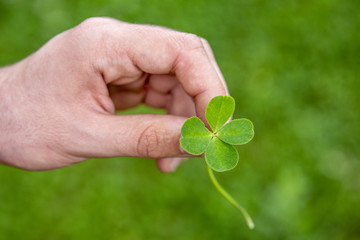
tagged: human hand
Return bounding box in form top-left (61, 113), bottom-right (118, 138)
top-left (0, 17), bottom-right (228, 172)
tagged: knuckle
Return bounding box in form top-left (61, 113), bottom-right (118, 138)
top-left (70, 17), bottom-right (119, 62)
top-left (178, 33), bottom-right (203, 50)
top-left (74, 17), bottom-right (115, 37)
top-left (137, 124), bottom-right (167, 158)
top-left (79, 17), bottom-right (112, 28)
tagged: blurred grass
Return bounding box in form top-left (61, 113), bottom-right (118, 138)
top-left (1, 0), bottom-right (360, 239)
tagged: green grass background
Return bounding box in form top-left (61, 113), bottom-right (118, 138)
top-left (1, 0), bottom-right (360, 239)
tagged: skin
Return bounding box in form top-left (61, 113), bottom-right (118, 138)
top-left (0, 17), bottom-right (228, 173)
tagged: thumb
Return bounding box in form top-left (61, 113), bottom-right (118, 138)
top-left (82, 114), bottom-right (188, 159)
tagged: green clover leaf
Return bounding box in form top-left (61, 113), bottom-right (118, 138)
top-left (180, 95), bottom-right (255, 229)
top-left (180, 117), bottom-right (212, 155)
top-left (217, 119), bottom-right (254, 145)
top-left (205, 137), bottom-right (239, 172)
top-left (205, 95), bottom-right (235, 132)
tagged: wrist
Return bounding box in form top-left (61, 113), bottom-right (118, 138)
top-left (0, 65), bottom-right (11, 87)
top-left (0, 63), bottom-right (24, 167)
top-left (0, 61), bottom-right (24, 92)
top-left (0, 66), bottom-right (11, 165)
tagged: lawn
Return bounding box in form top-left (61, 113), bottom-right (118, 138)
top-left (1, 0), bottom-right (359, 239)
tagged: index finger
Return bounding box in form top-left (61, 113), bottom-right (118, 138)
top-left (108, 21), bottom-right (228, 121)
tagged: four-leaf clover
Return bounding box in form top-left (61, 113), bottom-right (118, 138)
top-left (180, 95), bottom-right (254, 172)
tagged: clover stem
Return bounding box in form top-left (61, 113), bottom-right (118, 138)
top-left (206, 164), bottom-right (255, 230)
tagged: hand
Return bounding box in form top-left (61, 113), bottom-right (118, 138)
top-left (0, 17), bottom-right (228, 172)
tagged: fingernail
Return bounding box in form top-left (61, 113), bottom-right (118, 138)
top-left (170, 158), bottom-right (183, 172)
